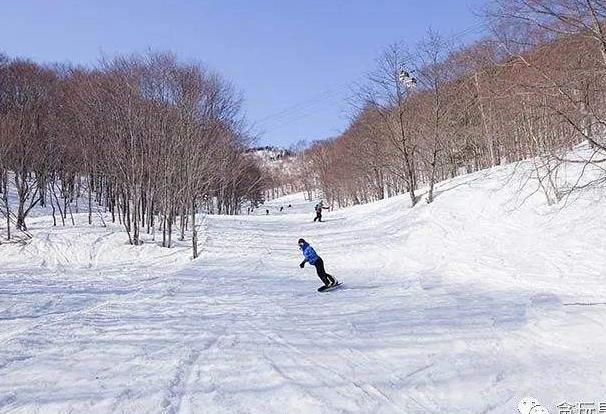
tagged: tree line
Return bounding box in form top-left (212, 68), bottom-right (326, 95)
top-left (0, 52), bottom-right (265, 257)
top-left (298, 0), bottom-right (606, 208)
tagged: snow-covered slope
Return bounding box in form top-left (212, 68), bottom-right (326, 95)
top-left (1, 155), bottom-right (605, 413)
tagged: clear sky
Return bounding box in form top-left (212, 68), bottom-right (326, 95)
top-left (0, 0), bottom-right (488, 148)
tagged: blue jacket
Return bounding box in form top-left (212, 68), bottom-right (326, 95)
top-left (300, 242), bottom-right (320, 265)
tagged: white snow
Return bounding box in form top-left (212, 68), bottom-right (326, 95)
top-left (1, 154), bottom-right (605, 413)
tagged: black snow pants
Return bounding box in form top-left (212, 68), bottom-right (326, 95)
top-left (313, 211), bottom-right (322, 222)
top-left (313, 258), bottom-right (335, 286)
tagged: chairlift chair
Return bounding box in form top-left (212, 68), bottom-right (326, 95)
top-left (398, 69), bottom-right (417, 88)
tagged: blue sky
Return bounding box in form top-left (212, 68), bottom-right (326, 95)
top-left (0, 0), bottom-right (487, 147)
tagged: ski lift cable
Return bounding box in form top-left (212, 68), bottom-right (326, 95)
top-left (255, 84), bottom-right (349, 124)
top-left (256, 77), bottom-right (363, 123)
top-left (255, 22), bottom-right (487, 126)
top-left (255, 77), bottom-right (364, 126)
top-left (398, 22), bottom-right (488, 87)
top-left (255, 81), bottom-right (365, 129)
top-left (447, 22), bottom-right (488, 42)
top-left (256, 98), bottom-right (352, 131)
top-left (255, 87), bottom-right (347, 126)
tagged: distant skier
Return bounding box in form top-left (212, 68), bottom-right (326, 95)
top-left (313, 200), bottom-right (329, 222)
top-left (298, 238), bottom-right (337, 288)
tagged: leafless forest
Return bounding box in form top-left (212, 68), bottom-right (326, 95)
top-left (0, 53), bottom-right (266, 257)
top-left (291, 0), bottom-right (606, 208)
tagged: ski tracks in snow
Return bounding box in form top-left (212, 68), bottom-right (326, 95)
top-left (3, 188), bottom-right (606, 413)
top-left (161, 348), bottom-right (201, 414)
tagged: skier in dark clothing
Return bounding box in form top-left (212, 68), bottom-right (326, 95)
top-left (298, 238), bottom-right (337, 287)
top-left (313, 201), bottom-right (329, 222)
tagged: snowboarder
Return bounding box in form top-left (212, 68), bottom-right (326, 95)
top-left (298, 238), bottom-right (337, 288)
top-left (313, 201), bottom-right (329, 222)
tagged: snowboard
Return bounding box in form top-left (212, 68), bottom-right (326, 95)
top-left (318, 282), bottom-right (342, 292)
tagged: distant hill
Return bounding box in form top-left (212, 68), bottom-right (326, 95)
top-left (246, 146), bottom-right (301, 198)
top-left (246, 146), bottom-right (294, 163)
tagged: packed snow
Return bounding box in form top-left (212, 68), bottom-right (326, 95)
top-left (1, 156), bottom-right (605, 413)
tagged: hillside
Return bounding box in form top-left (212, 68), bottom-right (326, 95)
top-left (1, 151), bottom-right (605, 413)
top-left (247, 146), bottom-right (296, 174)
top-left (247, 146), bottom-right (301, 201)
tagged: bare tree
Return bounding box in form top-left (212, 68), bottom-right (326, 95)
top-left (362, 43), bottom-right (420, 206)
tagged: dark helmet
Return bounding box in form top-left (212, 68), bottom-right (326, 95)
top-left (298, 238), bottom-right (306, 245)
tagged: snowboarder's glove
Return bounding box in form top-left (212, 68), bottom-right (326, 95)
top-left (299, 262), bottom-right (305, 268)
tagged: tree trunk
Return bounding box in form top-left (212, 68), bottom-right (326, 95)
top-left (88, 175), bottom-right (93, 225)
top-left (191, 198), bottom-right (198, 259)
top-left (2, 171), bottom-right (10, 240)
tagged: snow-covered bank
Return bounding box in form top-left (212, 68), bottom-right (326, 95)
top-left (1, 156), bottom-right (605, 413)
